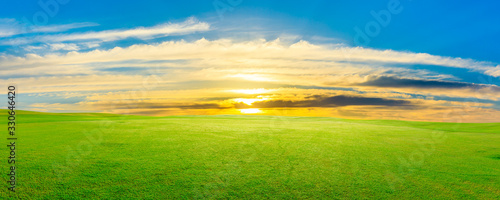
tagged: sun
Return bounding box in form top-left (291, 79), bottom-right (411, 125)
top-left (239, 108), bottom-right (262, 114)
top-left (232, 97), bottom-right (269, 105)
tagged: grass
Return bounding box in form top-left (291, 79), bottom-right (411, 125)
top-left (1, 110), bottom-right (499, 199)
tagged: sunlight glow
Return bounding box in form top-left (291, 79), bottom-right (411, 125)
top-left (239, 108), bottom-right (262, 114)
top-left (227, 88), bottom-right (275, 94)
top-left (232, 97), bottom-right (269, 105)
top-left (228, 74), bottom-right (273, 82)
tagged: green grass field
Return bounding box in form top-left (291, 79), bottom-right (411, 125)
top-left (1, 110), bottom-right (499, 199)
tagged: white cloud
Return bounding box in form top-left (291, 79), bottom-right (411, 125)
top-left (1, 37), bottom-right (498, 122)
top-left (0, 18), bottom-right (98, 38)
top-left (23, 45), bottom-right (45, 51)
top-left (1, 38), bottom-right (498, 78)
top-left (22, 42), bottom-right (100, 53)
top-left (1, 17), bottom-right (210, 45)
top-left (485, 65), bottom-right (500, 77)
top-left (49, 43), bottom-right (80, 51)
top-left (1, 38), bottom-right (499, 105)
top-left (0, 18), bottom-right (20, 37)
top-left (30, 22), bottom-right (99, 33)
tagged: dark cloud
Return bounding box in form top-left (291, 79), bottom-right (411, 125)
top-left (99, 102), bottom-right (229, 110)
top-left (236, 95), bottom-right (412, 108)
top-left (358, 76), bottom-right (500, 91)
top-left (101, 94), bottom-right (413, 111)
top-left (178, 103), bottom-right (226, 109)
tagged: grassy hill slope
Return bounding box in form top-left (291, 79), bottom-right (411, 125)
top-left (1, 110), bottom-right (499, 199)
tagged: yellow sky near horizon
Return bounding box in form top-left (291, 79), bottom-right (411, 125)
top-left (3, 38), bottom-right (500, 123)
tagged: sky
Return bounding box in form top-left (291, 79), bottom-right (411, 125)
top-left (1, 0), bottom-right (500, 122)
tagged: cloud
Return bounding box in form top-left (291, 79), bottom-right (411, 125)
top-left (107, 102), bottom-right (229, 110)
top-left (0, 18), bottom-right (21, 37)
top-left (2, 37), bottom-right (500, 122)
top-left (22, 87), bottom-right (500, 122)
top-left (351, 76), bottom-right (500, 100)
top-left (236, 95), bottom-right (412, 108)
top-left (29, 22), bottom-right (99, 33)
top-left (48, 43), bottom-right (80, 51)
top-left (358, 76), bottom-right (500, 91)
top-left (0, 18), bottom-right (98, 38)
top-left (23, 42), bottom-right (101, 53)
top-left (2, 38), bottom-right (500, 102)
top-left (85, 94), bottom-right (413, 110)
top-left (1, 38), bottom-right (498, 79)
top-left (1, 17), bottom-right (210, 45)
top-left (485, 65), bottom-right (500, 77)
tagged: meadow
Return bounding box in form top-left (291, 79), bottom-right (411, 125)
top-left (1, 110), bottom-right (499, 199)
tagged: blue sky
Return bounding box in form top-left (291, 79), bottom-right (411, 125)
top-left (1, 0), bottom-right (500, 122)
top-left (2, 0), bottom-right (499, 61)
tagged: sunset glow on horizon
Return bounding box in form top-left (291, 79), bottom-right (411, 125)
top-left (1, 2), bottom-right (500, 123)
